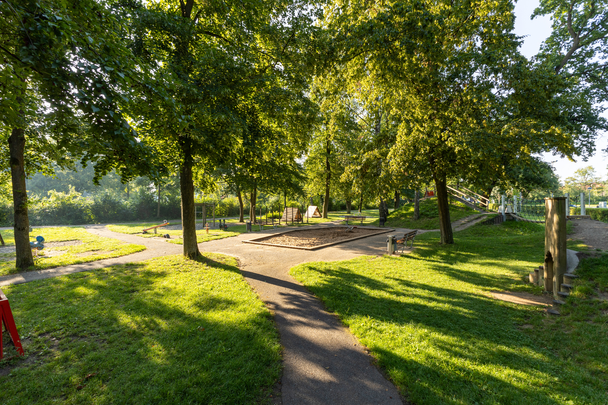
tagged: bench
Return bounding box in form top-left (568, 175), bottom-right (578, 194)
top-left (395, 230), bottom-right (417, 253)
top-left (143, 221), bottom-right (169, 234)
top-left (344, 215), bottom-right (366, 225)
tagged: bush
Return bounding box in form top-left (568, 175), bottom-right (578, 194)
top-left (91, 193), bottom-right (132, 223)
top-left (29, 188), bottom-right (94, 225)
top-left (0, 201), bottom-right (12, 226)
top-left (570, 207), bottom-right (608, 222)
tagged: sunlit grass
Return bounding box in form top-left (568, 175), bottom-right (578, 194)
top-left (0, 228), bottom-right (145, 276)
top-left (0, 254), bottom-right (281, 404)
top-left (385, 197), bottom-right (479, 229)
top-left (107, 223), bottom-right (248, 245)
top-left (291, 221), bottom-right (608, 404)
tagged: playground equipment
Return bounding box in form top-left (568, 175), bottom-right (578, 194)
top-left (306, 206), bottom-right (322, 218)
top-left (528, 198), bottom-right (569, 302)
top-left (143, 220), bottom-right (169, 234)
top-left (0, 289), bottom-right (25, 359)
top-left (29, 235), bottom-right (45, 256)
top-left (281, 207), bottom-right (302, 222)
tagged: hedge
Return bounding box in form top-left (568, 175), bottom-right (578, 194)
top-left (569, 207), bottom-right (608, 223)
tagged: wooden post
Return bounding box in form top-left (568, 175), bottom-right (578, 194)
top-left (544, 252), bottom-right (554, 292)
top-left (545, 197), bottom-right (567, 298)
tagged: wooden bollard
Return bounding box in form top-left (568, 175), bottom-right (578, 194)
top-left (544, 252), bottom-right (554, 293)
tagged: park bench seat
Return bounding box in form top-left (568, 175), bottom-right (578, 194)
top-left (344, 215), bottom-right (366, 225)
top-left (396, 230), bottom-right (418, 253)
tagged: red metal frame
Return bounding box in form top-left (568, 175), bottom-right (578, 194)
top-left (0, 289), bottom-right (25, 359)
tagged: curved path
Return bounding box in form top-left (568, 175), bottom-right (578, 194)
top-left (0, 216), bottom-right (489, 403)
top-left (197, 227), bottom-right (404, 404)
top-left (1, 223), bottom-right (406, 404)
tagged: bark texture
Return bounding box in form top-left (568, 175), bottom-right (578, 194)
top-left (434, 174), bottom-right (454, 244)
top-left (323, 139), bottom-right (331, 218)
top-left (237, 188), bottom-right (244, 222)
top-left (413, 190), bottom-right (420, 220)
top-left (249, 185), bottom-right (257, 224)
top-left (157, 182), bottom-right (161, 218)
top-left (9, 128), bottom-right (34, 269)
top-left (179, 139), bottom-right (200, 259)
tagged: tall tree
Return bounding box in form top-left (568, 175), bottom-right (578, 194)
top-left (534, 0), bottom-right (608, 148)
top-left (1, 0), bottom-right (158, 269)
top-left (324, 0), bottom-right (599, 244)
top-left (132, 0), bottom-right (319, 258)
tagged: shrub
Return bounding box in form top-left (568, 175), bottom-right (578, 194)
top-left (91, 193), bottom-right (132, 223)
top-left (570, 207), bottom-right (608, 222)
top-left (29, 187), bottom-right (94, 225)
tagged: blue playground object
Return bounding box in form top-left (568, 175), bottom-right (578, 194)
top-left (30, 236), bottom-right (45, 255)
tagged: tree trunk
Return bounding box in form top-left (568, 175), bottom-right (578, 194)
top-left (413, 190), bottom-right (420, 220)
top-left (237, 187), bottom-right (244, 222)
top-left (434, 174), bottom-right (454, 244)
top-left (346, 198), bottom-right (352, 214)
top-left (126, 182), bottom-right (130, 200)
top-left (157, 181), bottom-right (161, 218)
top-left (323, 138), bottom-right (331, 218)
top-left (379, 198), bottom-right (389, 221)
top-left (179, 139), bottom-right (200, 259)
top-left (358, 193), bottom-right (363, 213)
top-left (249, 185), bottom-right (257, 224)
top-left (323, 186), bottom-right (330, 218)
top-left (394, 191), bottom-right (400, 210)
top-left (9, 128), bottom-right (34, 270)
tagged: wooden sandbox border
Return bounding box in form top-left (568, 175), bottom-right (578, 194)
top-left (242, 226), bottom-right (395, 250)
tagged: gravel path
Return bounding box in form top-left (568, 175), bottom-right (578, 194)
top-left (569, 218), bottom-right (608, 251)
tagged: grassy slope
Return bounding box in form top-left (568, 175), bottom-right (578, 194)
top-left (0, 228), bottom-right (145, 276)
top-left (291, 222), bottom-right (607, 405)
top-left (0, 254), bottom-right (280, 404)
top-left (385, 197), bottom-right (479, 229)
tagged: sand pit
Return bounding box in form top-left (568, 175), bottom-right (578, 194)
top-left (243, 226), bottom-right (392, 250)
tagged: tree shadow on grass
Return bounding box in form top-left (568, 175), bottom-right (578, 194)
top-left (0, 255), bottom-right (281, 405)
top-left (293, 262), bottom-right (603, 404)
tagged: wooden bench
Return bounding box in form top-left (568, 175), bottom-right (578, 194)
top-left (396, 230), bottom-right (417, 253)
top-left (344, 215), bottom-right (366, 225)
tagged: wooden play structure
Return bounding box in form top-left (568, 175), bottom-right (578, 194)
top-left (306, 206), bottom-right (322, 218)
top-left (281, 207), bottom-right (302, 222)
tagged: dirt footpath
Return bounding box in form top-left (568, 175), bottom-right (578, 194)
top-left (569, 218), bottom-right (608, 251)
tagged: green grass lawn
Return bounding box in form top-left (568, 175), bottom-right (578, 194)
top-left (291, 221), bottom-right (608, 404)
top-left (384, 197), bottom-right (480, 229)
top-left (107, 223), bottom-right (248, 245)
top-left (0, 254), bottom-right (281, 404)
top-left (0, 228), bottom-right (145, 276)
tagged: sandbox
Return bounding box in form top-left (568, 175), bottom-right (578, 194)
top-left (242, 226), bottom-right (393, 250)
